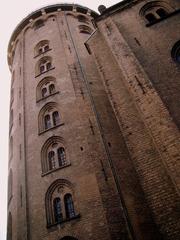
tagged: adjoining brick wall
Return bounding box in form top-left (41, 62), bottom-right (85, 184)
top-left (87, 15), bottom-right (180, 239)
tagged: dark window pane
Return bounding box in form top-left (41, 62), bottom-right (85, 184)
top-left (57, 147), bottom-right (66, 167)
top-left (44, 114), bottom-right (51, 129)
top-left (52, 111), bottom-right (60, 126)
top-left (53, 197), bottom-right (63, 223)
top-left (42, 87), bottom-right (47, 98)
top-left (156, 8), bottom-right (168, 18)
top-left (44, 45), bottom-right (49, 51)
top-left (49, 84), bottom-right (55, 94)
top-left (48, 151), bottom-right (55, 170)
top-left (64, 194), bottom-right (75, 219)
top-left (46, 62), bottom-right (51, 70)
top-left (145, 13), bottom-right (157, 23)
top-left (39, 48), bottom-right (43, 55)
top-left (40, 65), bottom-right (45, 73)
top-left (34, 20), bottom-right (44, 30)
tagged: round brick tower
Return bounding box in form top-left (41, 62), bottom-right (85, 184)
top-left (7, 4), bottom-right (134, 240)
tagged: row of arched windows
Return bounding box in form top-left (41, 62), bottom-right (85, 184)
top-left (34, 41), bottom-right (67, 173)
top-left (32, 11), bottom-right (93, 230)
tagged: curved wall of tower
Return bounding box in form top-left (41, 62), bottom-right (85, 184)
top-left (7, 1), bottom-right (180, 240)
top-left (7, 4), bottom-right (133, 240)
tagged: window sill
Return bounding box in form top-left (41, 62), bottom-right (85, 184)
top-left (39, 123), bottom-right (64, 135)
top-left (47, 214), bottom-right (81, 228)
top-left (35, 67), bottom-right (55, 78)
top-left (34, 48), bottom-right (52, 58)
top-left (146, 9), bottom-right (180, 27)
top-left (36, 91), bottom-right (60, 103)
top-left (41, 163), bottom-right (71, 177)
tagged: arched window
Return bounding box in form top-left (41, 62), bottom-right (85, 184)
top-left (44, 114), bottom-right (51, 130)
top-left (77, 14), bottom-right (89, 23)
top-left (58, 147), bottom-right (66, 167)
top-left (40, 59), bottom-right (51, 73)
top-left (140, 1), bottom-right (172, 24)
top-left (54, 197), bottom-right (63, 223)
top-left (34, 19), bottom-right (44, 30)
top-left (36, 77), bottom-right (57, 101)
top-left (35, 40), bottom-right (50, 56)
top-left (47, 145), bottom-right (66, 171)
top-left (41, 136), bottom-right (69, 174)
top-left (36, 57), bottom-right (53, 76)
top-left (45, 179), bottom-right (78, 228)
top-left (78, 25), bottom-right (93, 34)
top-left (39, 102), bottom-right (62, 133)
top-left (52, 111), bottom-right (60, 126)
top-left (64, 194), bottom-right (75, 219)
top-left (171, 41), bottom-right (180, 63)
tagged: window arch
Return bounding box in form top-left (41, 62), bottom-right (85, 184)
top-left (38, 102), bottom-right (62, 133)
top-left (41, 136), bottom-right (68, 174)
top-left (78, 25), bottom-right (93, 34)
top-left (45, 179), bottom-right (78, 227)
top-left (140, 1), bottom-right (172, 24)
top-left (171, 40), bottom-right (180, 63)
top-left (35, 56), bottom-right (53, 76)
top-left (35, 40), bottom-right (50, 56)
top-left (36, 76), bottom-right (57, 101)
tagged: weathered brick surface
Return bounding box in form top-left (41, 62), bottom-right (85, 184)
top-left (87, 1), bottom-right (180, 239)
top-left (7, 1), bottom-right (180, 240)
top-left (7, 5), bottom-right (134, 240)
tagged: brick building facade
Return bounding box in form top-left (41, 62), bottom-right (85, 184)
top-left (7, 1), bottom-right (180, 240)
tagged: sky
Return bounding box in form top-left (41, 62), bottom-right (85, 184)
top-left (0, 0), bottom-right (119, 239)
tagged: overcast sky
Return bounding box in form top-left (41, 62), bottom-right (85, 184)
top-left (0, 1), bottom-right (119, 239)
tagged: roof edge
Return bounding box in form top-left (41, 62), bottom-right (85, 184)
top-left (7, 3), bottom-right (99, 70)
